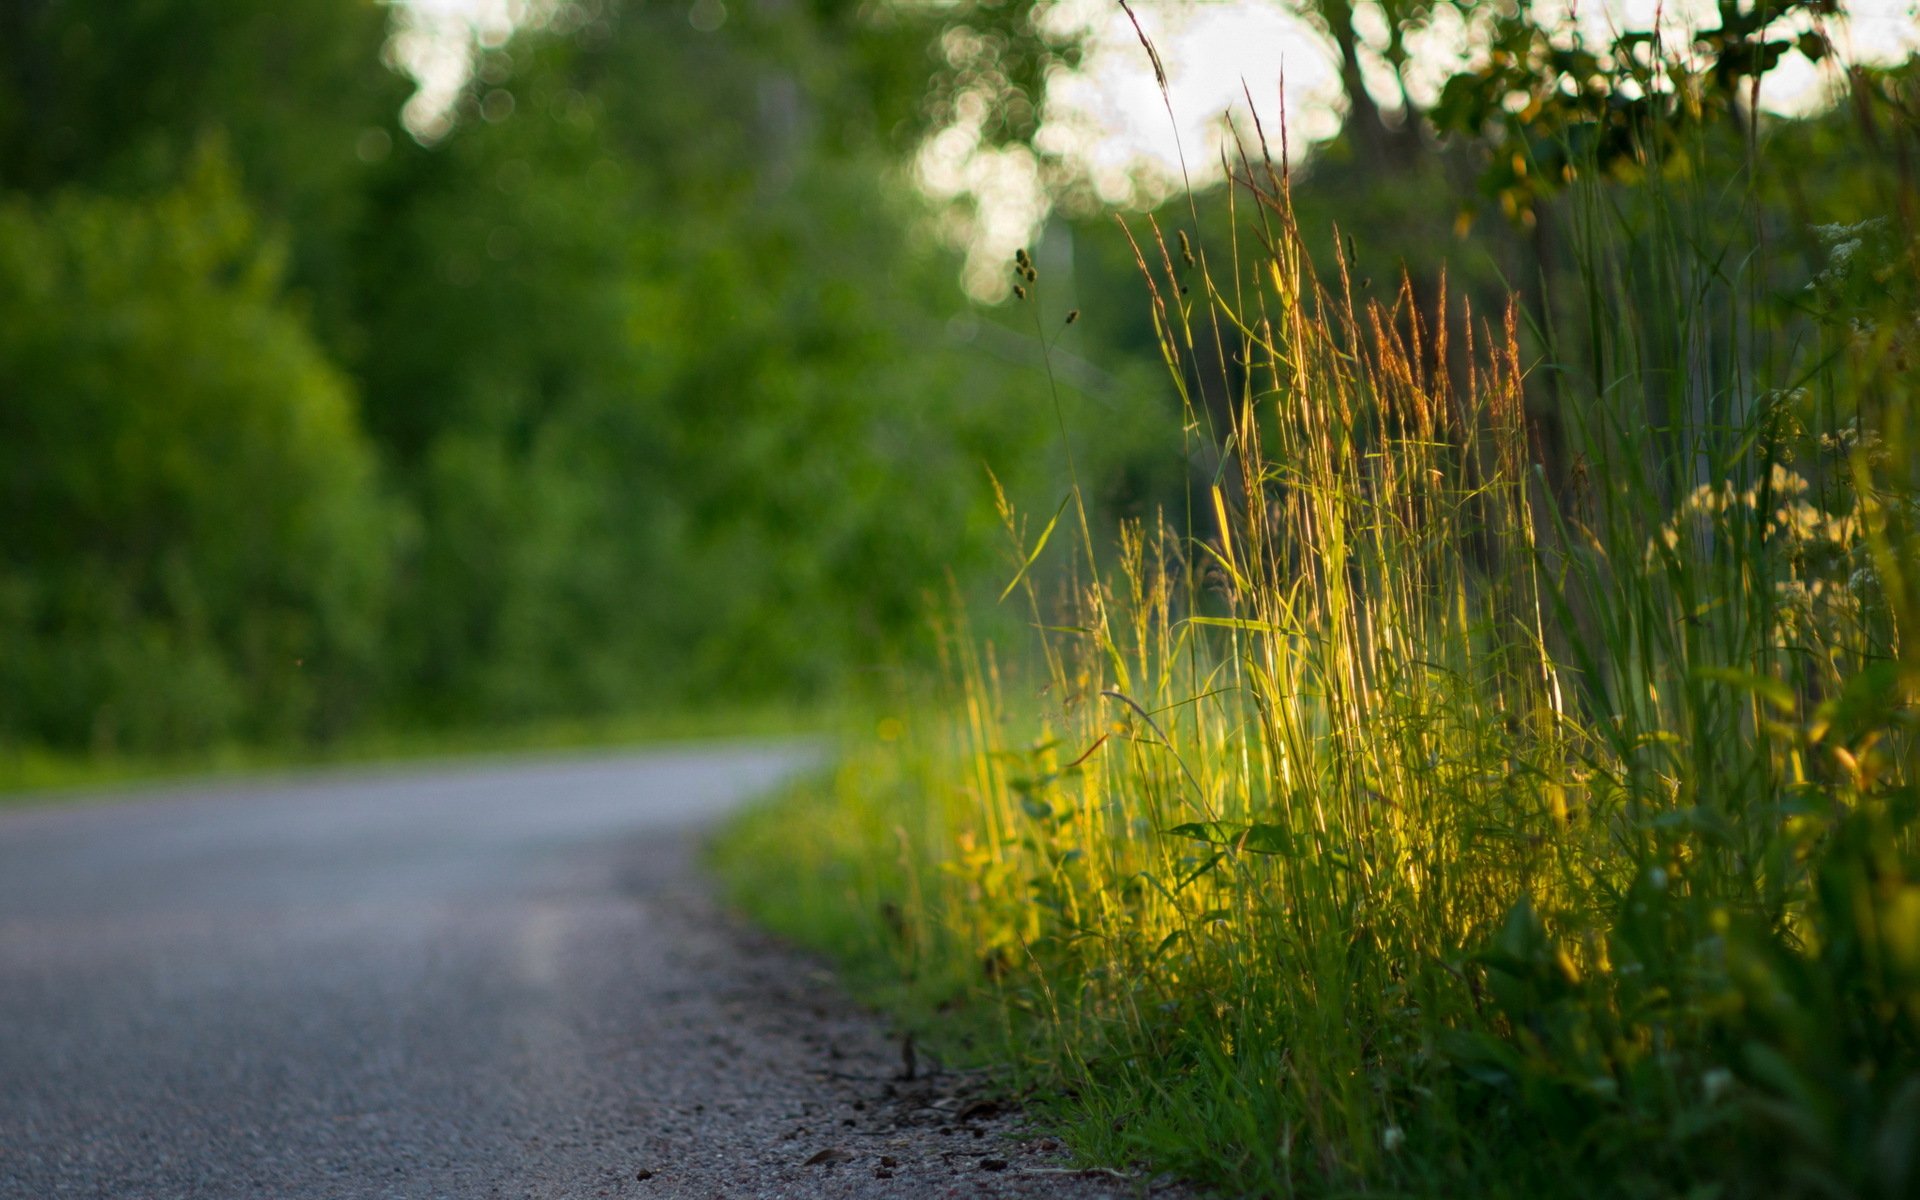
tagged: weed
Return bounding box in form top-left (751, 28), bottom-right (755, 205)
top-left (719, 33), bottom-right (1920, 1200)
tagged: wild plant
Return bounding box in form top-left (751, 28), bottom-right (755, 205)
top-left (721, 35), bottom-right (1920, 1200)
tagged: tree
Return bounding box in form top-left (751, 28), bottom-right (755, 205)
top-left (342, 0), bottom-right (1085, 719)
top-left (0, 154), bottom-right (393, 752)
top-left (0, 0), bottom-right (411, 349)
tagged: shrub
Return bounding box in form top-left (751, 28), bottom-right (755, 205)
top-left (0, 151), bottom-right (393, 754)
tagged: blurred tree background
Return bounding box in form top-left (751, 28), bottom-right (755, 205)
top-left (0, 0), bottom-right (1169, 760)
top-left (0, 0), bottom-right (1907, 764)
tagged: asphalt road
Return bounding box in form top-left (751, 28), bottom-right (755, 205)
top-left (0, 745), bottom-right (824, 1199)
top-left (0, 746), bottom-right (1141, 1200)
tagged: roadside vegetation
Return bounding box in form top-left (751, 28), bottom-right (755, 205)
top-left (719, 15), bottom-right (1920, 1198)
top-left (0, 703), bottom-right (813, 801)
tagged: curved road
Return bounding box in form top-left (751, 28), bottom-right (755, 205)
top-left (0, 745), bottom-right (830, 1199)
top-left (0, 746), bottom-right (1131, 1200)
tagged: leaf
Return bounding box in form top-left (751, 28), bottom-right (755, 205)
top-left (1194, 538), bottom-right (1250, 595)
top-left (1019, 795), bottom-right (1054, 821)
top-left (1210, 485), bottom-right (1239, 580)
top-left (1474, 894), bottom-right (1550, 977)
top-left (1184, 615), bottom-right (1284, 634)
top-left (1436, 1028), bottom-right (1521, 1088)
top-left (1692, 666), bottom-right (1795, 714)
top-left (999, 493), bottom-right (1072, 602)
top-left (1166, 821), bottom-right (1300, 856)
top-left (803, 1148), bottom-right (855, 1166)
top-left (1168, 821), bottom-right (1241, 845)
top-left (1811, 660), bottom-right (1906, 745)
top-left (1872, 1075), bottom-right (1920, 1193)
top-left (1239, 824), bottom-right (1300, 855)
top-left (1151, 928), bottom-right (1191, 961)
top-left (1176, 850), bottom-right (1227, 889)
top-left (1651, 805), bottom-right (1737, 846)
top-left (1061, 733), bottom-right (1111, 771)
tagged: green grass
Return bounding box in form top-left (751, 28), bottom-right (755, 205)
top-left (1, 702), bottom-right (820, 803)
top-left (716, 69), bottom-right (1920, 1200)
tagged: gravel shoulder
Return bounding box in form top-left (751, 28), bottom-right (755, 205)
top-left (0, 747), bottom-right (1163, 1200)
top-left (623, 850), bottom-right (1165, 1200)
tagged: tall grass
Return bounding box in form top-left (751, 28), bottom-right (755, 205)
top-left (718, 58), bottom-right (1919, 1200)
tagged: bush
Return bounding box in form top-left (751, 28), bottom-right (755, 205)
top-left (0, 152), bottom-right (393, 754)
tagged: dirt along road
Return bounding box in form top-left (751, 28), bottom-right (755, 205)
top-left (0, 745), bottom-right (1145, 1199)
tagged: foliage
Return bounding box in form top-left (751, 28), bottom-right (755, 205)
top-left (0, 154), bottom-right (392, 752)
top-left (0, 0), bottom-right (1175, 756)
top-left (0, 0), bottom-right (410, 344)
top-left (344, 5), bottom-right (1101, 723)
top-left (1428, 0), bottom-right (1842, 220)
top-left (718, 42), bottom-right (1920, 1200)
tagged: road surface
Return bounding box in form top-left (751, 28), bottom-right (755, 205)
top-left (0, 746), bottom-right (1133, 1200)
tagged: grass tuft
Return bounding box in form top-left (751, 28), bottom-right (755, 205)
top-left (718, 52), bottom-right (1920, 1200)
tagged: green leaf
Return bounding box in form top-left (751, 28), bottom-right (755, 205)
top-left (1176, 851), bottom-right (1227, 889)
top-left (1168, 821), bottom-right (1239, 844)
top-left (1184, 616), bottom-right (1284, 634)
top-left (1239, 824), bottom-right (1300, 855)
top-left (999, 493), bottom-right (1072, 602)
top-left (1692, 666), bottom-right (1796, 714)
top-left (1165, 821), bottom-right (1300, 855)
top-left (1812, 660), bottom-right (1906, 745)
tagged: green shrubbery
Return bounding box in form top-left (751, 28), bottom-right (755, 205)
top-left (0, 0), bottom-right (1172, 766)
top-left (0, 156), bottom-right (391, 752)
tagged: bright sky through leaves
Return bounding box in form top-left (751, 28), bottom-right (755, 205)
top-left (398, 0), bottom-right (1920, 297)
